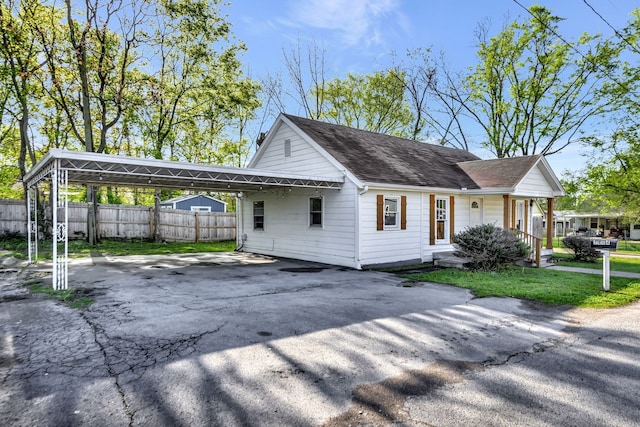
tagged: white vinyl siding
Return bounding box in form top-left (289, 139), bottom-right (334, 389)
top-left (515, 165), bottom-right (554, 197)
top-left (482, 195), bottom-right (506, 225)
top-left (359, 191), bottom-right (421, 266)
top-left (454, 196), bottom-right (470, 234)
top-left (252, 123), bottom-right (339, 176)
top-left (241, 183), bottom-right (357, 268)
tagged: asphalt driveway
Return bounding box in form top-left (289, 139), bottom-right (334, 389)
top-left (1, 252), bottom-right (639, 426)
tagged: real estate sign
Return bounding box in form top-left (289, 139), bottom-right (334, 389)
top-left (590, 239), bottom-right (618, 251)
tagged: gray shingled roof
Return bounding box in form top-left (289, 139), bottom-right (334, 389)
top-left (284, 114), bottom-right (482, 190)
top-left (458, 155), bottom-right (543, 189)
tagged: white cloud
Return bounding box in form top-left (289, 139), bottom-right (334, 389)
top-left (282, 0), bottom-right (406, 47)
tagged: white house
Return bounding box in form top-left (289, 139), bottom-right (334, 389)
top-left (236, 114), bottom-right (565, 269)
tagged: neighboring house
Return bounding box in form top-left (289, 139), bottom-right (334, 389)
top-left (161, 194), bottom-right (227, 212)
top-left (555, 210), bottom-right (632, 238)
top-left (237, 114), bottom-right (565, 269)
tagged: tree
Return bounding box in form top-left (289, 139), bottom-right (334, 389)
top-left (316, 70), bottom-right (414, 137)
top-left (581, 9), bottom-right (640, 220)
top-left (0, 0), bottom-right (47, 198)
top-left (389, 48), bottom-right (437, 141)
top-left (0, 126), bottom-right (23, 199)
top-left (583, 128), bottom-right (640, 220)
top-left (282, 38), bottom-right (329, 120)
top-left (34, 0), bottom-right (147, 243)
top-left (433, 6), bottom-right (617, 158)
top-left (135, 0), bottom-right (259, 241)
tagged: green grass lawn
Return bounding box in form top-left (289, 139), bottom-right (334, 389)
top-left (400, 266), bottom-right (640, 308)
top-left (546, 237), bottom-right (640, 254)
top-left (552, 252), bottom-right (640, 274)
top-left (0, 237), bottom-right (237, 259)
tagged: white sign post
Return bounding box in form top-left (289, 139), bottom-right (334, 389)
top-left (602, 250), bottom-right (610, 292)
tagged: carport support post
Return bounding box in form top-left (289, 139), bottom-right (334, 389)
top-left (27, 186), bottom-right (38, 263)
top-left (51, 161), bottom-right (69, 290)
top-left (602, 250), bottom-right (610, 292)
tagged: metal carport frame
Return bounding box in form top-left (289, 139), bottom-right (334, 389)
top-left (23, 149), bottom-right (344, 289)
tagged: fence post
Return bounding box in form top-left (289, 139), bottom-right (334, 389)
top-left (195, 212), bottom-right (199, 243)
top-left (149, 207), bottom-right (154, 239)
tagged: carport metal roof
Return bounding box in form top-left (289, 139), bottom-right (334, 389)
top-left (24, 149), bottom-right (344, 291)
top-left (24, 149), bottom-right (344, 192)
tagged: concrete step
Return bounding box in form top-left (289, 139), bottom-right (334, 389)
top-left (433, 251), bottom-right (470, 269)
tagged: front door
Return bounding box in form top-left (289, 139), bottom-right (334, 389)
top-left (470, 198), bottom-right (483, 227)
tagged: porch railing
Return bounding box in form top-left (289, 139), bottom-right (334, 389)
top-left (513, 230), bottom-right (542, 268)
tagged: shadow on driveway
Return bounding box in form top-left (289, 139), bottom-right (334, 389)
top-left (1, 252), bottom-right (638, 426)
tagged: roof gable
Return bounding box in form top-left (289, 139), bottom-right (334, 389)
top-left (457, 156), bottom-right (542, 189)
top-left (161, 194), bottom-right (226, 205)
top-left (283, 114), bottom-right (481, 190)
top-left (458, 155), bottom-right (564, 196)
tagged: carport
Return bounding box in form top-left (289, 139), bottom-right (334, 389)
top-left (23, 149), bottom-right (344, 290)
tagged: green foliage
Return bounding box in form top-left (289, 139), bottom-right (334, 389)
top-left (0, 127), bottom-right (23, 199)
top-left (462, 5), bottom-right (616, 158)
top-left (400, 266), bottom-right (640, 308)
top-left (1, 237), bottom-right (236, 259)
top-left (138, 0), bottom-right (260, 165)
top-left (552, 252), bottom-right (640, 273)
top-left (454, 224), bottom-right (529, 271)
top-left (314, 70), bottom-right (415, 137)
top-left (562, 236), bottom-right (602, 261)
top-left (582, 127), bottom-right (640, 220)
top-left (0, 0), bottom-right (261, 205)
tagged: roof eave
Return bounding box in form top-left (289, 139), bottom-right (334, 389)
top-left (363, 182), bottom-right (483, 194)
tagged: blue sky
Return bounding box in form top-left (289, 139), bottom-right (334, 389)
top-left (226, 0), bottom-right (636, 175)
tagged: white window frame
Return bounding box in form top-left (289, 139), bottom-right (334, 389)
top-left (384, 196), bottom-right (400, 229)
top-left (190, 206), bottom-right (211, 212)
top-left (435, 197), bottom-right (449, 243)
top-left (253, 201), bottom-right (264, 230)
top-left (309, 196), bottom-right (323, 228)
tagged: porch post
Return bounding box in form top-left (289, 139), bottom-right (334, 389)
top-left (503, 195), bottom-right (511, 229)
top-left (546, 197), bottom-right (554, 249)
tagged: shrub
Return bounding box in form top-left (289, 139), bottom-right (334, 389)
top-left (454, 224), bottom-right (530, 271)
top-left (562, 236), bottom-right (601, 262)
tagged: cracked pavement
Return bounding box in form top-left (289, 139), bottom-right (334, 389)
top-left (1, 252), bottom-right (639, 426)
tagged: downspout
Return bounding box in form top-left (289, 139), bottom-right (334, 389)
top-left (355, 185), bottom-right (368, 269)
top-left (420, 192), bottom-right (424, 262)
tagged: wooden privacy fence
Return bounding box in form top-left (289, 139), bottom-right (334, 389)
top-left (0, 199), bottom-right (26, 235)
top-left (0, 199), bottom-right (236, 242)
